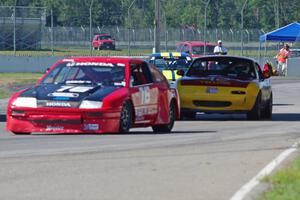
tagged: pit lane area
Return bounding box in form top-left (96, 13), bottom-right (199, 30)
top-left (0, 77), bottom-right (299, 200)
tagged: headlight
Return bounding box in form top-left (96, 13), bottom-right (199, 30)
top-left (12, 97), bottom-right (37, 108)
top-left (79, 100), bottom-right (103, 109)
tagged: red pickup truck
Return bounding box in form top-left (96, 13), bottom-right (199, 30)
top-left (92, 34), bottom-right (116, 50)
top-left (176, 41), bottom-right (216, 58)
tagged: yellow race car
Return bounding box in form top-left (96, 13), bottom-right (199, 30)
top-left (149, 52), bottom-right (192, 83)
top-left (176, 56), bottom-right (273, 120)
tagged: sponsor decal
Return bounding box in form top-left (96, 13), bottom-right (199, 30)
top-left (46, 101), bottom-right (72, 107)
top-left (69, 86), bottom-right (94, 93)
top-left (62, 59), bottom-right (75, 62)
top-left (46, 126), bottom-right (64, 131)
top-left (181, 79), bottom-right (249, 88)
top-left (48, 92), bottom-right (79, 98)
top-left (83, 124), bottom-right (99, 131)
top-left (66, 62), bottom-right (115, 67)
top-left (52, 96), bottom-right (70, 101)
top-left (139, 86), bottom-right (151, 104)
top-left (54, 86), bottom-right (94, 93)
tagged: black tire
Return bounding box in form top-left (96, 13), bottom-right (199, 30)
top-left (152, 101), bottom-right (176, 133)
top-left (180, 110), bottom-right (196, 120)
top-left (119, 101), bottom-right (132, 133)
top-left (247, 92), bottom-right (262, 120)
top-left (262, 93), bottom-right (273, 119)
top-left (12, 132), bottom-right (31, 135)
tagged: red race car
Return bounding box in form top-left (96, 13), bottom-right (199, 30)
top-left (92, 34), bottom-right (116, 50)
top-left (6, 57), bottom-right (180, 134)
top-left (176, 41), bottom-right (216, 58)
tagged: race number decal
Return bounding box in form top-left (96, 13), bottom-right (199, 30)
top-left (57, 86), bottom-right (74, 92)
top-left (139, 86), bottom-right (150, 104)
top-left (56, 86), bottom-right (94, 93)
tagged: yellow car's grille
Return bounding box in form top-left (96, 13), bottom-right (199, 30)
top-left (193, 100), bottom-right (232, 107)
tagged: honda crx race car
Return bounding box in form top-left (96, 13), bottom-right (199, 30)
top-left (177, 56), bottom-right (272, 120)
top-left (6, 57), bottom-right (180, 134)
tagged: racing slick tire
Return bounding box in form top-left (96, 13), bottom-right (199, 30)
top-left (262, 93), bottom-right (273, 120)
top-left (152, 101), bottom-right (175, 133)
top-left (119, 101), bottom-right (133, 133)
top-left (180, 110), bottom-right (196, 120)
top-left (247, 92), bottom-right (262, 120)
top-left (12, 132), bottom-right (31, 135)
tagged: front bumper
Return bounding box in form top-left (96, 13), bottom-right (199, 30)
top-left (178, 84), bottom-right (259, 112)
top-left (6, 107), bottom-right (121, 134)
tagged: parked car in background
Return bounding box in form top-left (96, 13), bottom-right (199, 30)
top-left (176, 56), bottom-right (272, 120)
top-left (176, 41), bottom-right (216, 58)
top-left (6, 57), bottom-right (180, 134)
top-left (149, 52), bottom-right (192, 84)
top-left (92, 34), bottom-right (115, 50)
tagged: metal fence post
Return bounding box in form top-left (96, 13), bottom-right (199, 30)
top-left (89, 0), bottom-right (94, 56)
top-left (51, 8), bottom-right (54, 56)
top-left (128, 0), bottom-right (137, 56)
top-left (13, 6), bottom-right (16, 56)
top-left (204, 0), bottom-right (211, 55)
top-left (241, 0), bottom-right (248, 56)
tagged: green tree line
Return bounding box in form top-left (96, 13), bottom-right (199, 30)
top-left (0, 0), bottom-right (299, 31)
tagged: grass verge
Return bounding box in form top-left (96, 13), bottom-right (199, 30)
top-left (0, 73), bottom-right (43, 99)
top-left (259, 154), bottom-right (300, 200)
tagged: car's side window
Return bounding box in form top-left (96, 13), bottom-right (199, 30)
top-left (130, 63), bottom-right (153, 86)
top-left (149, 64), bottom-right (167, 83)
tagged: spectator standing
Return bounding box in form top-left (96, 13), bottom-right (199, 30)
top-left (213, 40), bottom-right (228, 55)
top-left (276, 44), bottom-right (290, 76)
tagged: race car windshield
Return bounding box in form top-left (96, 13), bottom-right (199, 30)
top-left (151, 58), bottom-right (191, 71)
top-left (42, 62), bottom-right (125, 87)
top-left (192, 46), bottom-right (214, 55)
top-left (186, 58), bottom-right (257, 79)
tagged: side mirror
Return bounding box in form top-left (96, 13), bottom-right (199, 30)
top-left (177, 69), bottom-right (185, 76)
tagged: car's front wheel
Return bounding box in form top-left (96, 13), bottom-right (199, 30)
top-left (152, 101), bottom-right (176, 133)
top-left (119, 101), bottom-right (132, 133)
top-left (262, 93), bottom-right (273, 119)
top-left (247, 92), bottom-right (262, 120)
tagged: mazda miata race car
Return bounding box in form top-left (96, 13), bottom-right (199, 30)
top-left (176, 56), bottom-right (272, 120)
top-left (6, 57), bottom-right (180, 134)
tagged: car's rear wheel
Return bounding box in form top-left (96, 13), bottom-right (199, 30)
top-left (247, 92), bottom-right (262, 120)
top-left (262, 93), bottom-right (273, 119)
top-left (152, 101), bottom-right (176, 133)
top-left (119, 101), bottom-right (132, 133)
top-left (12, 131), bottom-right (31, 135)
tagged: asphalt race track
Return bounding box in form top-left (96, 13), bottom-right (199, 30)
top-left (0, 77), bottom-right (300, 200)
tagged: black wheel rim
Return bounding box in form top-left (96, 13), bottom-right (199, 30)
top-left (168, 103), bottom-right (175, 129)
top-left (120, 104), bottom-right (130, 131)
